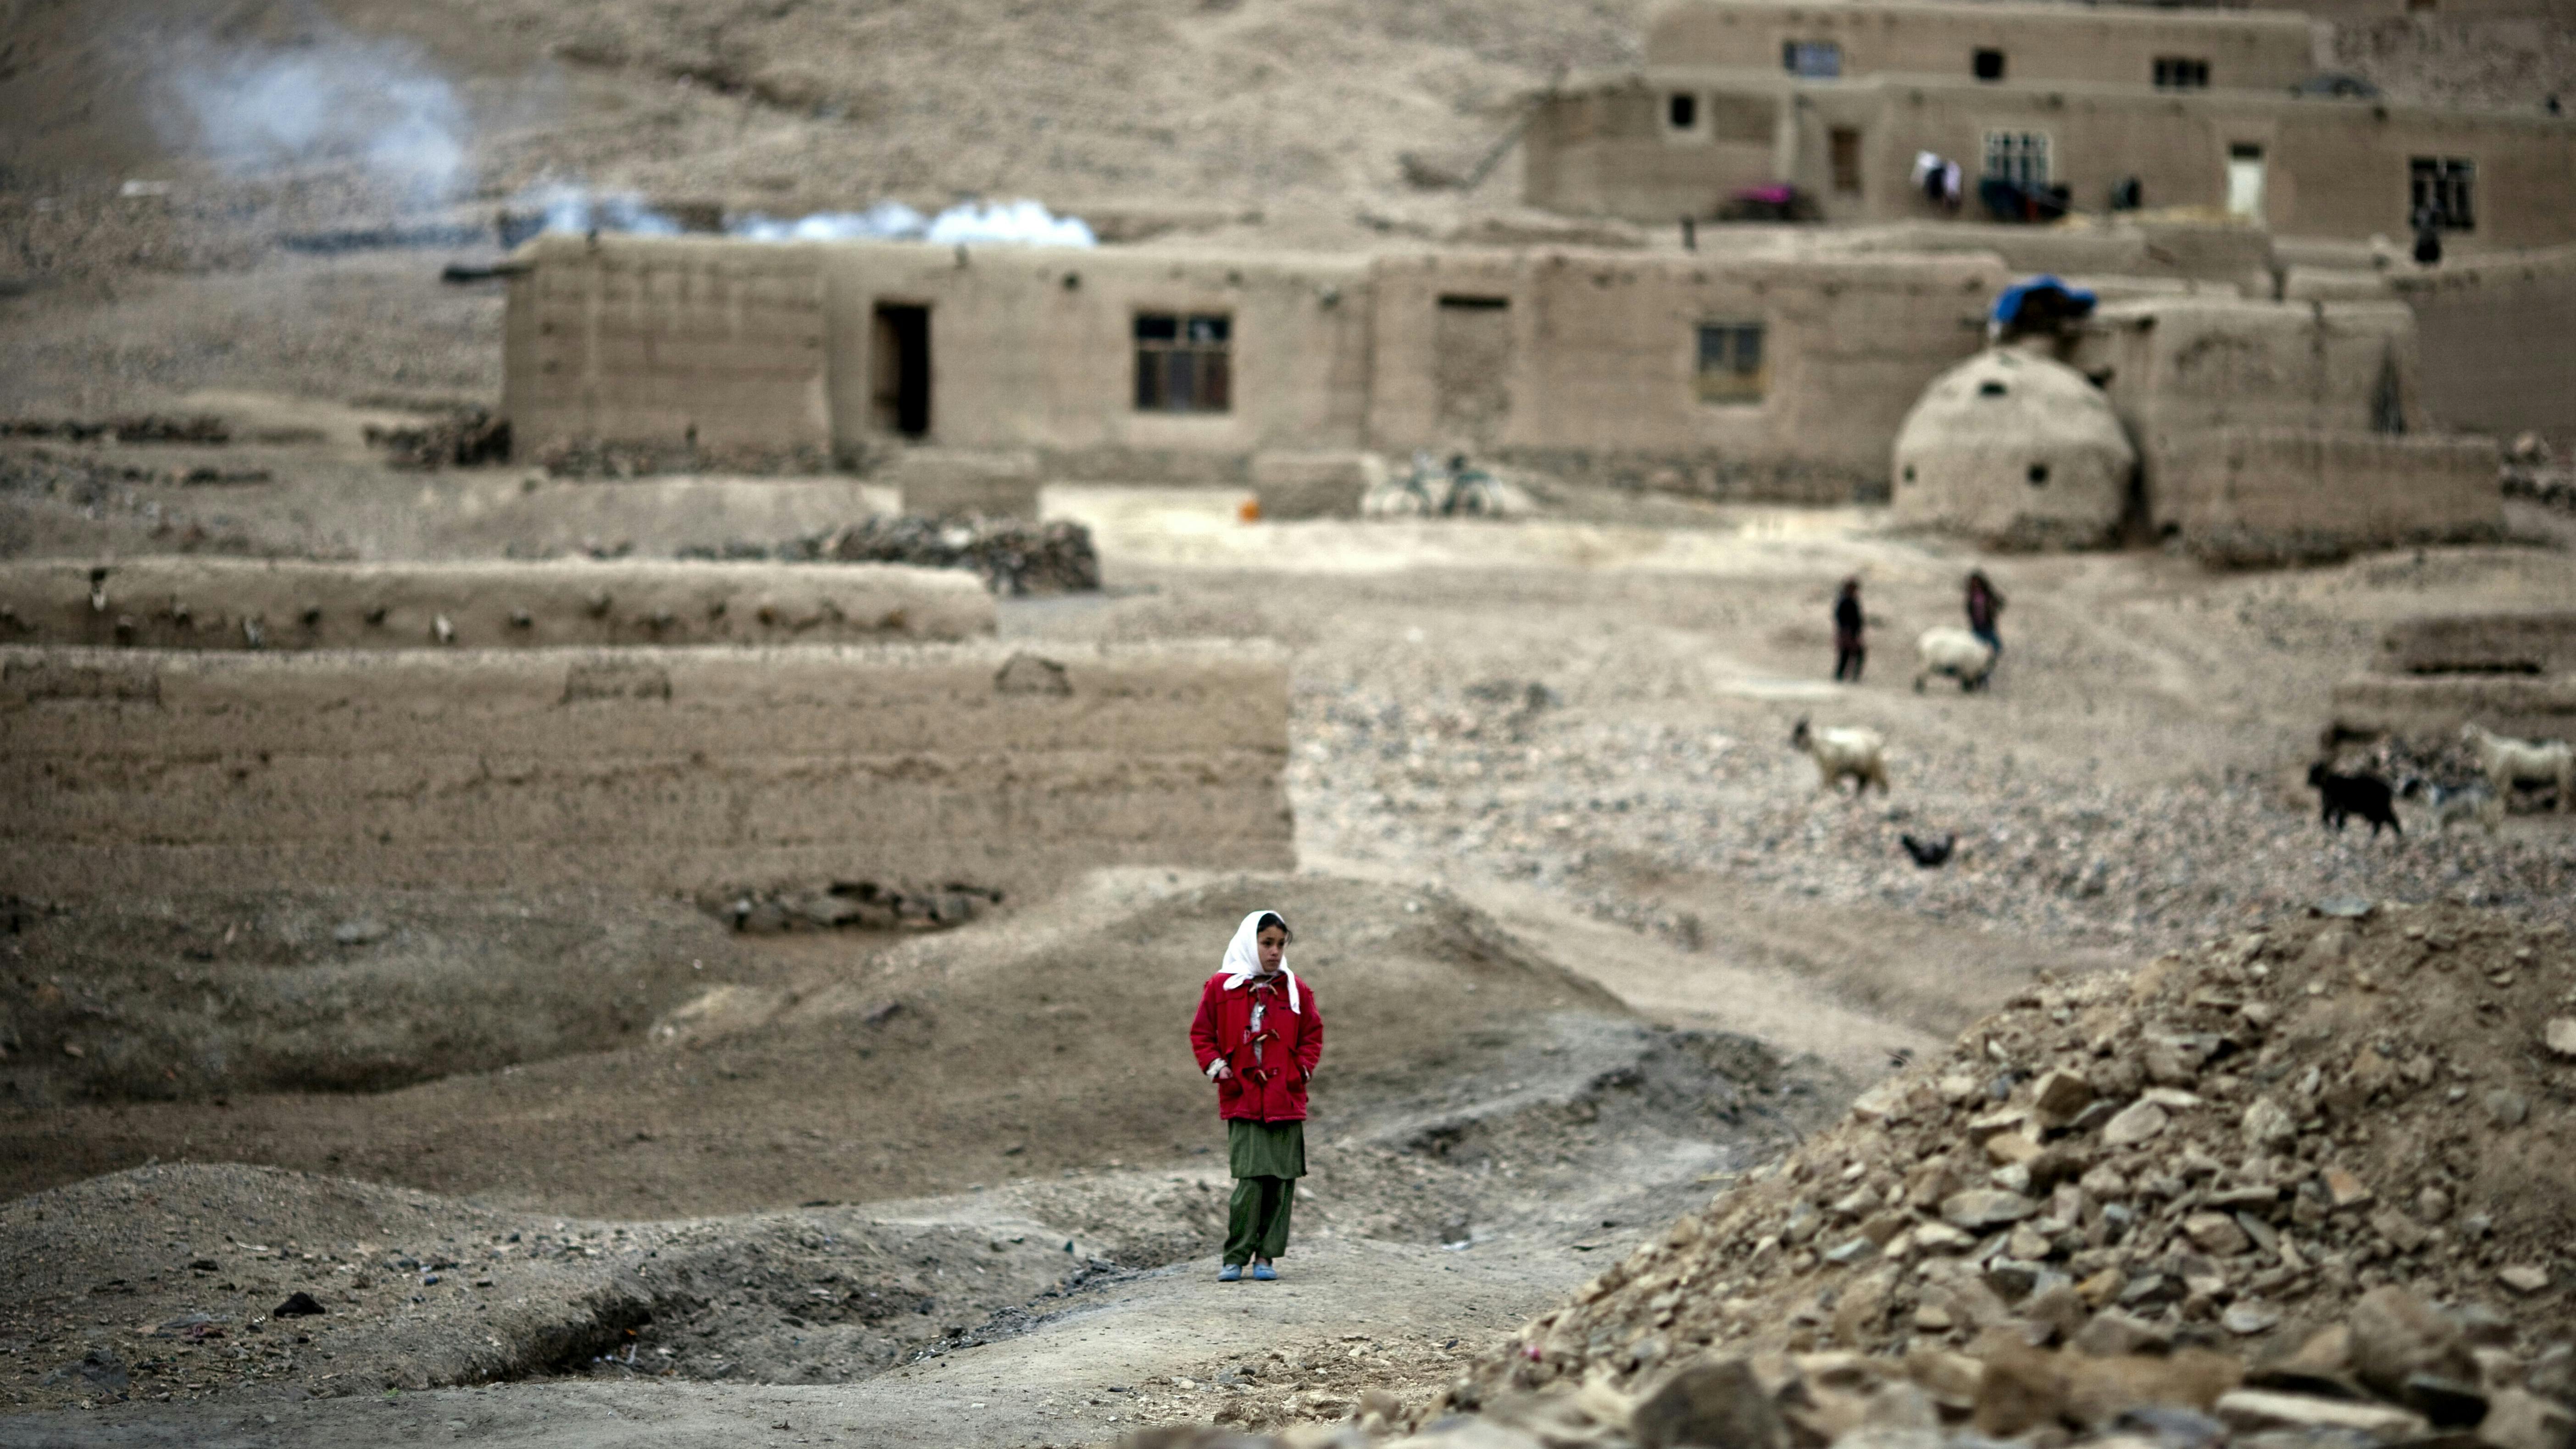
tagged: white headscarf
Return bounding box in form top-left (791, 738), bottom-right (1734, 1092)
top-left (1218, 909), bottom-right (1300, 1014)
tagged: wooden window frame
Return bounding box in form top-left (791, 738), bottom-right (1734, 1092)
top-left (1133, 311), bottom-right (1232, 414)
top-left (1696, 322), bottom-right (1768, 405)
top-left (1782, 40), bottom-right (1842, 78)
top-left (1982, 129), bottom-right (2052, 188)
top-left (2409, 156), bottom-right (2475, 231)
top-left (2153, 56), bottom-right (2210, 89)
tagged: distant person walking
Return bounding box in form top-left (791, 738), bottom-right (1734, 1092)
top-left (1189, 910), bottom-right (1322, 1282)
top-left (1965, 570), bottom-right (2005, 655)
top-left (1832, 577), bottom-right (1866, 683)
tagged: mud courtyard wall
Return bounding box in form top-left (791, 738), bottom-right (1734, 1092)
top-left (502, 236), bottom-right (831, 459)
top-left (2394, 242), bottom-right (2576, 442)
top-left (2149, 429), bottom-right (2502, 560)
top-left (0, 641), bottom-right (1294, 902)
top-left (0, 559), bottom-right (994, 650)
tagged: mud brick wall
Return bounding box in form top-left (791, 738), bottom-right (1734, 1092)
top-left (0, 559), bottom-right (992, 651)
top-left (502, 238), bottom-right (830, 457)
top-left (2378, 612), bottom-right (2576, 677)
top-left (0, 641), bottom-right (1293, 902)
top-left (2329, 672), bottom-right (2576, 740)
top-left (2147, 430), bottom-right (2501, 563)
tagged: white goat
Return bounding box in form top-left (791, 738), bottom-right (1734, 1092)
top-left (1790, 716), bottom-right (1888, 795)
top-left (1912, 626), bottom-right (1998, 694)
top-left (2461, 722), bottom-right (2575, 812)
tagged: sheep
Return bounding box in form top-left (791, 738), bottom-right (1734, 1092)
top-left (1790, 716), bottom-right (1888, 795)
top-left (2307, 762), bottom-right (2401, 837)
top-left (1912, 626), bottom-right (1998, 694)
top-left (2461, 722), bottom-right (2574, 811)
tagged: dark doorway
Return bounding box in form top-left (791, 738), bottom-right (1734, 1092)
top-left (872, 303), bottom-right (931, 438)
top-left (1434, 295), bottom-right (1512, 447)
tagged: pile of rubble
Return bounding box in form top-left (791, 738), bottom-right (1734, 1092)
top-left (1, 415), bottom-right (231, 444)
top-left (696, 879), bottom-right (1001, 934)
top-left (2502, 433), bottom-right (2576, 515)
top-left (816, 514), bottom-right (1100, 595)
top-left (1138, 900), bottom-right (2576, 1449)
top-left (672, 516), bottom-right (1100, 594)
top-left (361, 406), bottom-right (511, 469)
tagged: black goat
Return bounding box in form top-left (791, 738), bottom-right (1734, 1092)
top-left (1899, 832), bottom-right (1956, 867)
top-left (2308, 762), bottom-right (2402, 837)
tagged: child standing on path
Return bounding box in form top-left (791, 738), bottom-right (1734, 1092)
top-left (1188, 910), bottom-right (1323, 1282)
top-left (1832, 577), bottom-right (1866, 683)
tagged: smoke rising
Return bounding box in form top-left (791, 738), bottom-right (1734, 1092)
top-left (161, 27), bottom-right (470, 205)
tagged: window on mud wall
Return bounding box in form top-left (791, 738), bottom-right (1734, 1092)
top-left (1667, 93), bottom-right (1699, 130)
top-left (1696, 322), bottom-right (1767, 405)
top-left (2154, 56), bottom-right (2210, 89)
top-left (1133, 312), bottom-right (1232, 413)
top-left (1972, 48), bottom-right (2006, 82)
top-left (1782, 40), bottom-right (1842, 78)
top-left (1983, 129), bottom-right (2051, 187)
top-left (2410, 156), bottom-right (2475, 230)
top-left (1829, 128), bottom-right (1863, 193)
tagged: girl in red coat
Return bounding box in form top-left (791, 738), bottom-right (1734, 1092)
top-left (1188, 910), bottom-right (1322, 1282)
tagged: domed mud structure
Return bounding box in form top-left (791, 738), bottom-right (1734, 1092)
top-left (1891, 348), bottom-right (2137, 550)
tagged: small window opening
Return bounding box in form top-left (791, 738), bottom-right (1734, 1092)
top-left (1134, 312), bottom-right (1231, 414)
top-left (1696, 322), bottom-right (1767, 405)
top-left (1667, 93), bottom-right (1699, 129)
top-left (1829, 128), bottom-right (1863, 194)
top-left (2154, 57), bottom-right (2210, 90)
top-left (1902, 464), bottom-right (1918, 483)
top-left (1977, 380), bottom-right (2009, 397)
top-left (2409, 156), bottom-right (2475, 231)
top-left (1982, 131), bottom-right (2051, 188)
top-left (2026, 462), bottom-right (2050, 486)
top-left (1972, 48), bottom-right (2006, 82)
top-left (1782, 41), bottom-right (1842, 78)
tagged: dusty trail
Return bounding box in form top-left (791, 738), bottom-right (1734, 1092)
top-left (8, 491), bottom-right (2575, 1447)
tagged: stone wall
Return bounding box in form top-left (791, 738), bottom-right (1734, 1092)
top-left (0, 559), bottom-right (993, 651)
top-left (0, 641), bottom-right (1294, 903)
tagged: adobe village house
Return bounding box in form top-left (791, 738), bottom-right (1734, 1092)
top-left (498, 0), bottom-right (2576, 556)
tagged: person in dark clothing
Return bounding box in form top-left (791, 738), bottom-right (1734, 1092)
top-left (2411, 205), bottom-right (2444, 266)
top-left (1965, 570), bottom-right (2004, 655)
top-left (1832, 577), bottom-right (1865, 682)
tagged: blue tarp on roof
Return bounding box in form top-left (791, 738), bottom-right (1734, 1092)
top-left (1989, 274), bottom-right (2098, 329)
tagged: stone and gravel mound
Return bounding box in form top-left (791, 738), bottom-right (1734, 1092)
top-left (1137, 900), bottom-right (2576, 1449)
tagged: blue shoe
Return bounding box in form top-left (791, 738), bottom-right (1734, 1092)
top-left (1216, 1264), bottom-right (1242, 1282)
top-left (1250, 1263), bottom-right (1277, 1281)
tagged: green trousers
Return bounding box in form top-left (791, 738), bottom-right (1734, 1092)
top-left (1223, 1119), bottom-right (1305, 1265)
top-left (1226, 1177), bottom-right (1295, 1265)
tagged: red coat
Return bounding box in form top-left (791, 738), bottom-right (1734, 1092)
top-left (1188, 971), bottom-right (1322, 1123)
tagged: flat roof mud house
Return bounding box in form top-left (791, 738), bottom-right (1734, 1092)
top-left (1527, 0), bottom-right (2576, 250)
top-left (501, 233), bottom-right (2012, 502)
